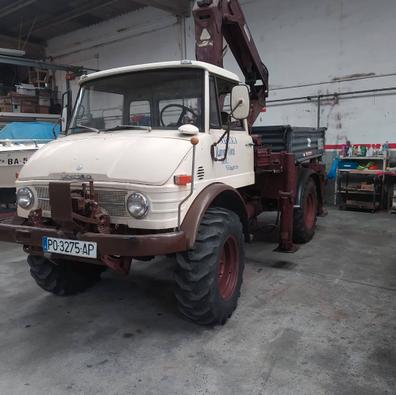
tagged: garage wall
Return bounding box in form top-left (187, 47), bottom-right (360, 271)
top-left (232, 0), bottom-right (396, 155)
top-left (46, 6), bottom-right (184, 100)
top-left (47, 0), bottom-right (396, 152)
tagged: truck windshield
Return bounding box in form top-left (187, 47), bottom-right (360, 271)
top-left (69, 68), bottom-right (204, 133)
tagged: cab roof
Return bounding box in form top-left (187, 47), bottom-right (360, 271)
top-left (79, 60), bottom-right (240, 85)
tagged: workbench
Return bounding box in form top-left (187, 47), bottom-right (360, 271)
top-left (336, 155), bottom-right (395, 212)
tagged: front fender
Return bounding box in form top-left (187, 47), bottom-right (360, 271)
top-left (180, 183), bottom-right (248, 249)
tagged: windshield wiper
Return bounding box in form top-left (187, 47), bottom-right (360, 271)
top-left (68, 124), bottom-right (101, 134)
top-left (77, 124), bottom-right (100, 133)
top-left (104, 125), bottom-right (152, 132)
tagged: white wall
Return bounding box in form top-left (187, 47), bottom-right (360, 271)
top-left (47, 7), bottom-right (184, 100)
top-left (234, 0), bottom-right (396, 152)
top-left (47, 0), bottom-right (396, 151)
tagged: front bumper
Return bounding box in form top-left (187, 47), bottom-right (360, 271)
top-left (0, 217), bottom-right (187, 257)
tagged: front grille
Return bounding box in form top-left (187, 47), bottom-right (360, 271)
top-left (97, 190), bottom-right (127, 217)
top-left (36, 185), bottom-right (51, 212)
top-left (35, 185), bottom-right (128, 217)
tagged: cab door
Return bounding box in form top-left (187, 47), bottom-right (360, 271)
top-left (208, 75), bottom-right (255, 188)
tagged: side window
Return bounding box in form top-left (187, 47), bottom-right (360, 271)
top-left (130, 100), bottom-right (151, 126)
top-left (216, 77), bottom-right (244, 130)
top-left (209, 76), bottom-right (221, 128)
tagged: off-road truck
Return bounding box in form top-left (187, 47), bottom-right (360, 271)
top-left (0, 0), bottom-right (326, 325)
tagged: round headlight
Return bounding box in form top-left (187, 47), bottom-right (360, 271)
top-left (17, 187), bottom-right (34, 209)
top-left (127, 192), bottom-right (149, 218)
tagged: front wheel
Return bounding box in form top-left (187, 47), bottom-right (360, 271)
top-left (28, 255), bottom-right (105, 296)
top-left (293, 178), bottom-right (318, 243)
top-left (174, 207), bottom-right (245, 326)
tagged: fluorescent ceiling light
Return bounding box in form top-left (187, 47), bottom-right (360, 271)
top-left (0, 48), bottom-right (26, 57)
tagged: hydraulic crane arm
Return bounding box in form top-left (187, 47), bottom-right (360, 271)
top-left (193, 0), bottom-right (269, 127)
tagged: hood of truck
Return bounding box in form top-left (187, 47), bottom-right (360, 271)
top-left (18, 131), bottom-right (192, 186)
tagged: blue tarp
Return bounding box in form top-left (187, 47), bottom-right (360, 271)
top-left (0, 122), bottom-right (60, 140)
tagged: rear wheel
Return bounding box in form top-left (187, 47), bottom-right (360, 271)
top-left (27, 255), bottom-right (104, 296)
top-left (174, 207), bottom-right (245, 326)
top-left (293, 178), bottom-right (318, 243)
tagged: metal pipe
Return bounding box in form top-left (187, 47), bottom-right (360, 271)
top-left (177, 137), bottom-right (199, 230)
top-left (0, 54), bottom-right (97, 74)
top-left (317, 95), bottom-right (321, 129)
top-left (267, 86), bottom-right (396, 105)
top-left (270, 71), bottom-right (396, 92)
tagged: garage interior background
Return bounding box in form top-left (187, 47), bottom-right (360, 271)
top-left (4, 0), bottom-right (395, 162)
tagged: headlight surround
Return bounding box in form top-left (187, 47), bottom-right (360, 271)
top-left (17, 187), bottom-right (34, 209)
top-left (127, 192), bottom-right (149, 219)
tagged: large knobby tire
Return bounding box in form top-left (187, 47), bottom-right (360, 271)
top-left (293, 178), bottom-right (318, 243)
top-left (175, 207), bottom-right (245, 326)
top-left (27, 255), bottom-right (105, 296)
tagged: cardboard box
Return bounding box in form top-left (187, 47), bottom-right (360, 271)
top-left (37, 89), bottom-right (50, 97)
top-left (0, 104), bottom-right (13, 112)
top-left (9, 92), bottom-right (38, 106)
top-left (360, 183), bottom-right (374, 191)
top-left (37, 105), bottom-right (50, 114)
top-left (22, 97), bottom-right (38, 106)
top-left (0, 96), bottom-right (11, 106)
top-left (39, 97), bottom-right (50, 106)
top-left (21, 103), bottom-right (37, 113)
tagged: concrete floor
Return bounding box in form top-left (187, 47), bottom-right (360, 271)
top-left (0, 208), bottom-right (395, 395)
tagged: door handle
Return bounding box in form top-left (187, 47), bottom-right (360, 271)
top-left (245, 143), bottom-right (254, 147)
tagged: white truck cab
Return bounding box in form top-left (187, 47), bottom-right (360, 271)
top-left (16, 61), bottom-right (254, 230)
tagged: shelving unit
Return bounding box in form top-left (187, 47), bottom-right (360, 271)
top-left (336, 155), bottom-right (388, 212)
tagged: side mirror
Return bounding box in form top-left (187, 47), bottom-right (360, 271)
top-left (61, 90), bottom-right (71, 133)
top-left (231, 85), bottom-right (250, 120)
top-left (178, 124), bottom-right (199, 135)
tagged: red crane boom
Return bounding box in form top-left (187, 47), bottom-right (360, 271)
top-left (193, 0), bottom-right (269, 127)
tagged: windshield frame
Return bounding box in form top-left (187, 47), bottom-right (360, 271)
top-left (68, 67), bottom-right (206, 134)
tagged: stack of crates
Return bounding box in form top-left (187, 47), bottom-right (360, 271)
top-left (0, 96), bottom-right (12, 112)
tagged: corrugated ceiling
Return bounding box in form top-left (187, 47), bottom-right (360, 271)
top-left (0, 0), bottom-right (144, 44)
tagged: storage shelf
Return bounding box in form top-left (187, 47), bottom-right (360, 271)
top-left (338, 169), bottom-right (383, 175)
top-left (340, 156), bottom-right (386, 160)
top-left (336, 154), bottom-right (389, 211)
top-left (339, 190), bottom-right (379, 195)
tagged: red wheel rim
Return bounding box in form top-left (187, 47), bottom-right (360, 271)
top-left (218, 235), bottom-right (239, 301)
top-left (304, 192), bottom-right (317, 229)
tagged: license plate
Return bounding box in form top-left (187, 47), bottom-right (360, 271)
top-left (42, 237), bottom-right (97, 259)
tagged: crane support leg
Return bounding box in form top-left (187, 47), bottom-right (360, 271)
top-left (275, 153), bottom-right (298, 253)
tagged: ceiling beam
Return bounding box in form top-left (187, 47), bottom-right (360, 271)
top-left (31, 0), bottom-right (120, 34)
top-left (0, 0), bottom-right (37, 20)
top-left (132, 0), bottom-right (191, 16)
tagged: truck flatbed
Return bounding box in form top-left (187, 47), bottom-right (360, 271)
top-left (251, 125), bottom-right (326, 163)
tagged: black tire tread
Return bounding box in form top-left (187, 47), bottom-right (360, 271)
top-left (175, 207), bottom-right (244, 325)
top-left (293, 178), bottom-right (318, 244)
top-left (28, 255), bottom-right (104, 296)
